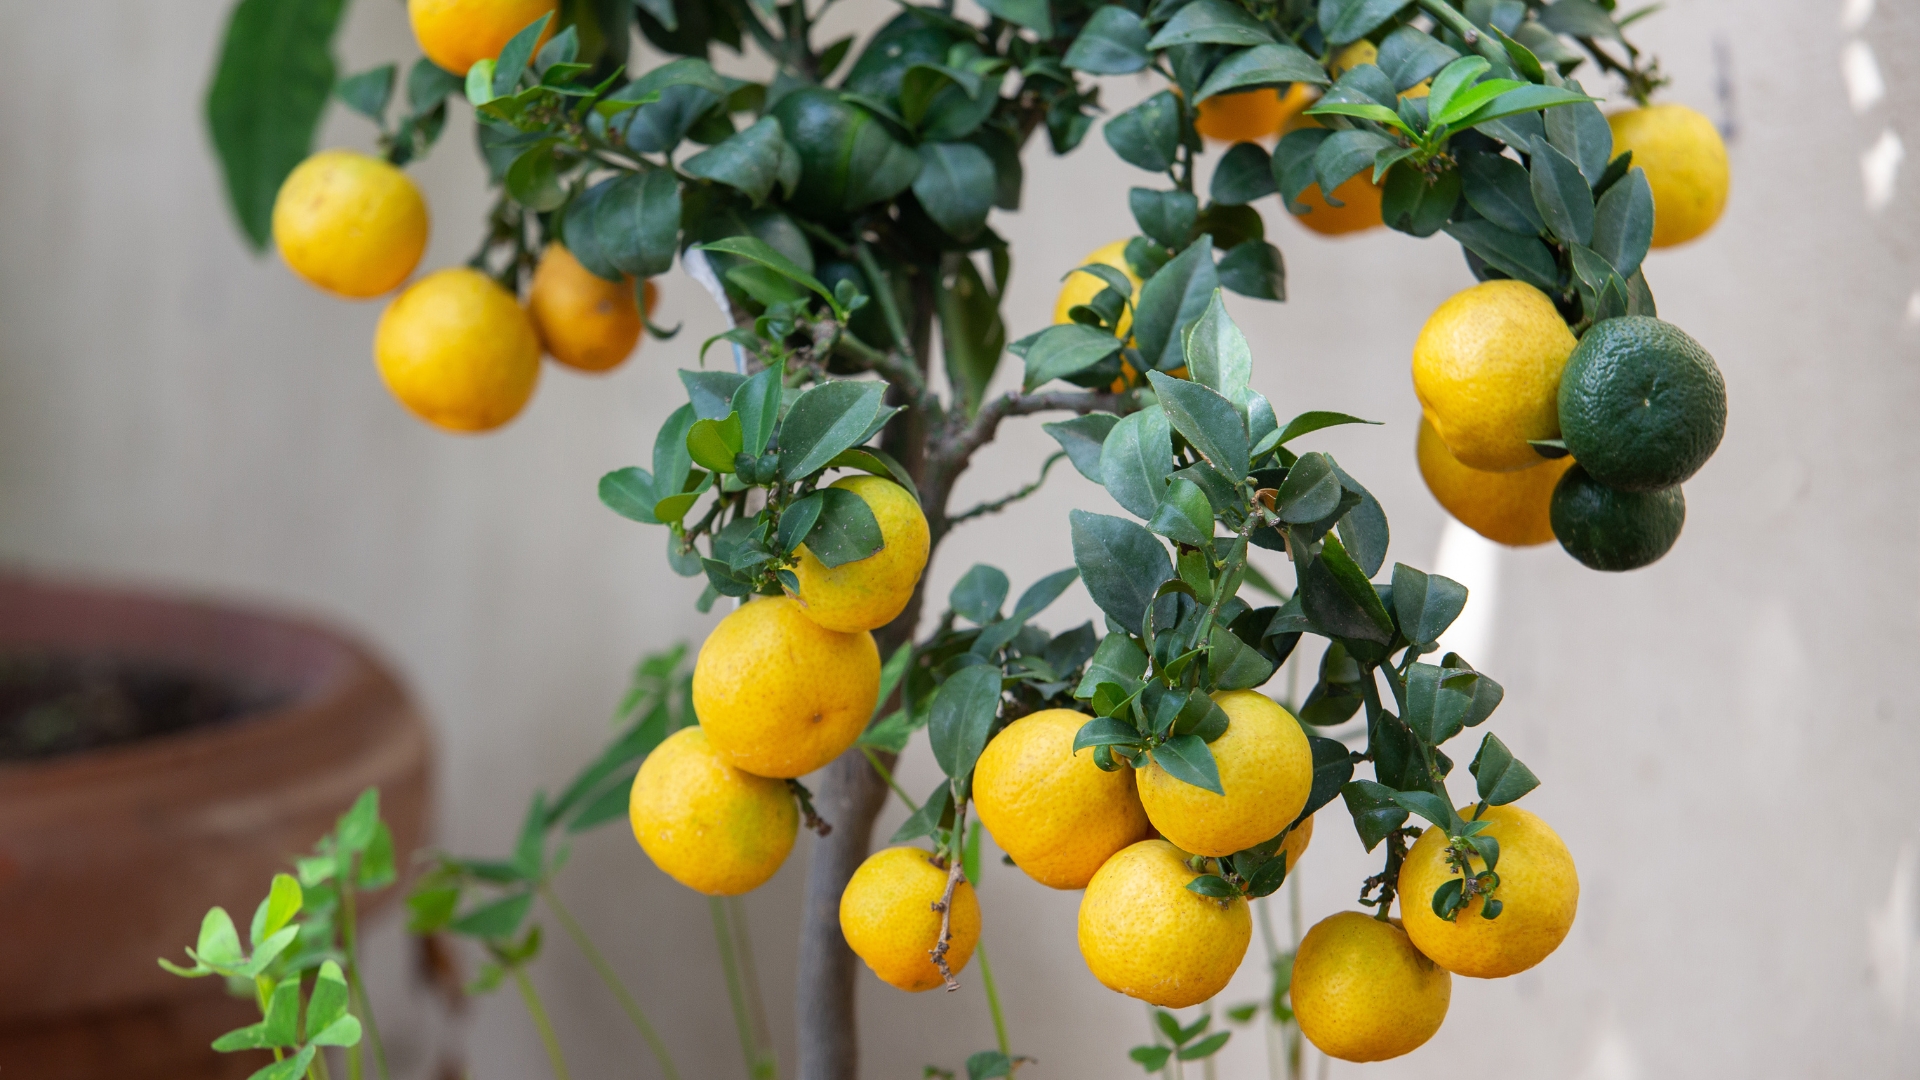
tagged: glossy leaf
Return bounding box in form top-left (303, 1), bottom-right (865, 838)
top-left (1149, 372), bottom-right (1250, 483)
top-left (1377, 25), bottom-right (1460, 91)
top-left (1064, 6), bottom-right (1152, 74)
top-left (914, 141), bottom-right (998, 240)
top-left (1390, 563), bottom-right (1468, 645)
top-left (1152, 734), bottom-right (1224, 795)
top-left (1104, 91), bottom-right (1183, 172)
top-left (1100, 406), bottom-right (1174, 520)
top-left (1471, 732), bottom-right (1538, 805)
top-left (1318, 0), bottom-right (1415, 45)
top-left (1445, 220), bottom-right (1559, 291)
top-left (1591, 166), bottom-right (1655, 280)
top-left (890, 781), bottom-right (954, 844)
top-left (1211, 142), bottom-right (1277, 206)
top-left (1022, 324), bottom-right (1124, 390)
top-left (1044, 414), bottom-right (1119, 482)
top-left (1195, 43), bottom-right (1328, 101)
top-left (698, 235), bottom-right (839, 313)
top-left (1150, 477), bottom-right (1216, 547)
top-left (777, 380), bottom-right (888, 480)
top-left (682, 116), bottom-right (794, 205)
top-left (929, 663), bottom-right (1002, 778)
top-left (1461, 151), bottom-right (1545, 234)
top-left (951, 564), bottom-right (1011, 624)
top-left (1012, 567), bottom-right (1080, 623)
top-left (1300, 534), bottom-right (1394, 643)
top-left (1380, 161), bottom-right (1460, 238)
top-left (1148, 0), bottom-right (1273, 48)
top-left (1545, 86), bottom-right (1613, 184)
top-left (1275, 452), bottom-right (1343, 523)
top-left (802, 487), bottom-right (885, 568)
top-left (1131, 187), bottom-right (1199, 249)
top-left (1075, 632), bottom-right (1150, 699)
top-left (1216, 240), bottom-right (1285, 301)
top-left (1070, 510), bottom-right (1174, 632)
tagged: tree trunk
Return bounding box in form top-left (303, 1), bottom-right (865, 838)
top-left (795, 268), bottom-right (943, 1080)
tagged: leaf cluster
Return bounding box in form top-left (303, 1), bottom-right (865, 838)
top-left (1128, 1008), bottom-right (1230, 1072)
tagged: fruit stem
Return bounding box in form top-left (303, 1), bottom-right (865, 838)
top-left (975, 942), bottom-right (1014, 1062)
top-left (539, 883), bottom-right (683, 1080)
top-left (929, 809), bottom-right (969, 991)
top-left (510, 964), bottom-right (573, 1080)
top-left (860, 746), bottom-right (920, 811)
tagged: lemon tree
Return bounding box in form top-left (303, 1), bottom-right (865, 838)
top-left (199, 0), bottom-right (1731, 1076)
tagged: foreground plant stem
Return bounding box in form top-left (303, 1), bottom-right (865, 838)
top-left (337, 862), bottom-right (389, 1080)
top-left (539, 883), bottom-right (682, 1080)
top-left (511, 965), bottom-right (573, 1080)
top-left (712, 897), bottom-right (779, 1079)
top-left (975, 942), bottom-right (1012, 1061)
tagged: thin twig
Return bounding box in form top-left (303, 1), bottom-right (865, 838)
top-left (539, 884), bottom-right (681, 1080)
top-left (511, 965), bottom-right (573, 1080)
top-left (948, 451), bottom-right (1067, 527)
top-left (928, 853), bottom-right (967, 992)
top-left (975, 942), bottom-right (1012, 1060)
top-left (861, 747), bottom-right (919, 811)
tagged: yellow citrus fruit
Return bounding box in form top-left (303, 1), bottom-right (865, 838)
top-left (1053, 240), bottom-right (1141, 339)
top-left (1195, 89), bottom-right (1291, 143)
top-left (1416, 416), bottom-right (1573, 546)
top-left (627, 726), bottom-right (797, 896)
top-left (1330, 40), bottom-right (1378, 76)
top-left (528, 245), bottom-right (655, 372)
top-left (840, 846), bottom-right (979, 992)
top-left (1291, 173), bottom-right (1385, 236)
top-left (973, 708), bottom-right (1151, 890)
top-left (691, 596), bottom-right (880, 778)
top-left (1278, 812), bottom-right (1313, 872)
top-left (788, 476), bottom-right (929, 634)
top-left (408, 0), bottom-right (557, 77)
top-left (1412, 280), bottom-right (1578, 472)
top-left (272, 149), bottom-right (428, 299)
top-left (1135, 690), bottom-right (1312, 857)
top-left (1291, 912), bottom-right (1451, 1062)
top-left (1608, 103), bottom-right (1730, 249)
top-left (1077, 839), bottom-right (1251, 1008)
top-left (374, 267), bottom-right (540, 432)
top-left (1397, 803), bottom-right (1579, 979)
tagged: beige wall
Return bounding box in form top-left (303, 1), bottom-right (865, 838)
top-left (4, 0), bottom-right (1918, 1075)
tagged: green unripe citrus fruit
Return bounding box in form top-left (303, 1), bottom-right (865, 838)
top-left (1549, 465), bottom-right (1685, 572)
top-left (1558, 316), bottom-right (1725, 491)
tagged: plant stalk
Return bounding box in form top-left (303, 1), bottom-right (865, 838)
top-left (337, 862), bottom-right (389, 1080)
top-left (511, 965), bottom-right (574, 1080)
top-left (712, 897), bottom-right (777, 1079)
top-left (1413, 0), bottom-right (1510, 65)
top-left (975, 942), bottom-right (1012, 1061)
top-left (539, 883), bottom-right (682, 1080)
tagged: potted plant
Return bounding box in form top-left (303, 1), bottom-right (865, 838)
top-left (192, 0), bottom-right (1730, 1075)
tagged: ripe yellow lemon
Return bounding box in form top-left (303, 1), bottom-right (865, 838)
top-left (408, 0), bottom-right (557, 77)
top-left (691, 596), bottom-right (880, 778)
top-left (1078, 839), bottom-right (1251, 1008)
top-left (1053, 240), bottom-right (1140, 339)
top-left (528, 245), bottom-right (653, 372)
top-left (1398, 803), bottom-right (1578, 979)
top-left (1136, 691), bottom-right (1312, 857)
top-left (1412, 280), bottom-right (1577, 472)
top-left (1330, 40), bottom-right (1377, 76)
top-left (788, 476), bottom-right (929, 633)
top-left (1416, 416), bottom-right (1573, 546)
top-left (1278, 812), bottom-right (1313, 872)
top-left (1291, 912), bottom-right (1451, 1062)
top-left (1608, 103), bottom-right (1729, 248)
top-left (374, 267), bottom-right (540, 432)
top-left (1195, 89), bottom-right (1290, 143)
top-left (628, 726), bottom-right (797, 896)
top-left (973, 709), bottom-right (1151, 890)
top-left (272, 149), bottom-right (427, 299)
top-left (840, 846), bottom-right (979, 992)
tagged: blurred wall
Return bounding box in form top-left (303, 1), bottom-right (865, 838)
top-left (2, 0), bottom-right (1918, 1076)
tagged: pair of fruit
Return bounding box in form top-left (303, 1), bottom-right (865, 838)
top-left (627, 478), bottom-right (927, 886)
top-left (1287, 802), bottom-right (1578, 1061)
top-left (273, 149), bottom-right (656, 432)
top-left (1414, 280), bottom-right (1726, 570)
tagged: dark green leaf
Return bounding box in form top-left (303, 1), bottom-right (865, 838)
top-left (890, 781), bottom-right (954, 843)
top-left (1130, 1045), bottom-right (1174, 1071)
top-left (1390, 563), bottom-right (1468, 645)
top-left (698, 235), bottom-right (839, 312)
top-left (1299, 735), bottom-right (1355, 821)
top-left (1318, 0), bottom-right (1414, 45)
top-left (976, 0), bottom-right (1050, 34)
top-left (732, 363), bottom-right (784, 458)
top-left (683, 116), bottom-right (793, 205)
top-left (914, 142), bottom-right (998, 240)
top-left (1300, 533), bottom-right (1394, 643)
top-left (1195, 43), bottom-right (1328, 101)
top-left (1179, 1032), bottom-right (1232, 1060)
top-left (1539, 0), bottom-right (1621, 42)
top-left (1430, 876), bottom-right (1467, 920)
top-left (1150, 477), bottom-right (1216, 547)
top-left (1131, 188), bottom-right (1199, 250)
top-left (1273, 410), bottom-right (1379, 448)
top-left (1149, 372), bottom-right (1249, 482)
top-left (1013, 568), bottom-right (1080, 622)
top-left (1100, 406), bottom-right (1174, 520)
top-left (1545, 85), bottom-right (1612, 184)
top-left (778, 380), bottom-right (888, 479)
top-left (599, 468), bottom-right (660, 524)
top-left (803, 487), bottom-right (885, 568)
top-left (1313, 129), bottom-right (1398, 200)
top-left (569, 169), bottom-right (681, 280)
top-left (936, 254), bottom-right (1005, 416)
top-left (1591, 166), bottom-right (1654, 280)
top-left (1064, 6), bottom-right (1152, 74)
top-left (1073, 715), bottom-right (1147, 751)
top-left (1207, 622), bottom-right (1274, 691)
top-left (1470, 732), bottom-right (1538, 804)
top-left (1104, 91), bottom-right (1183, 172)
top-left (205, 0), bottom-right (349, 250)
top-left (1272, 128), bottom-right (1330, 213)
top-left (951, 564), bottom-right (1011, 624)
top-left (1444, 220), bottom-right (1559, 291)
top-left (336, 64), bottom-right (395, 121)
top-left (1377, 25), bottom-right (1460, 91)
top-left (491, 13), bottom-right (553, 96)
top-left (1153, 734), bottom-right (1225, 795)
top-left (1341, 779), bottom-right (1409, 851)
top-left (1075, 632), bottom-right (1150, 699)
top-left (1044, 414), bottom-right (1119, 482)
top-left (1461, 151), bottom-right (1545, 234)
top-left (1183, 292), bottom-right (1252, 403)
top-left (1185, 874), bottom-right (1239, 898)
top-left (1148, 0), bottom-right (1273, 48)
top-left (929, 664), bottom-right (1002, 778)
top-left (1211, 143), bottom-right (1277, 206)
top-left (1381, 161), bottom-right (1460, 238)
top-left (1070, 510), bottom-right (1174, 631)
top-left (1456, 84), bottom-right (1597, 131)
top-left (1216, 241), bottom-right (1285, 302)
top-left (1275, 452), bottom-right (1342, 523)
top-left (1022, 324), bottom-right (1125, 391)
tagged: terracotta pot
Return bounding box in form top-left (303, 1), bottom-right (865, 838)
top-left (0, 575), bottom-right (432, 1075)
